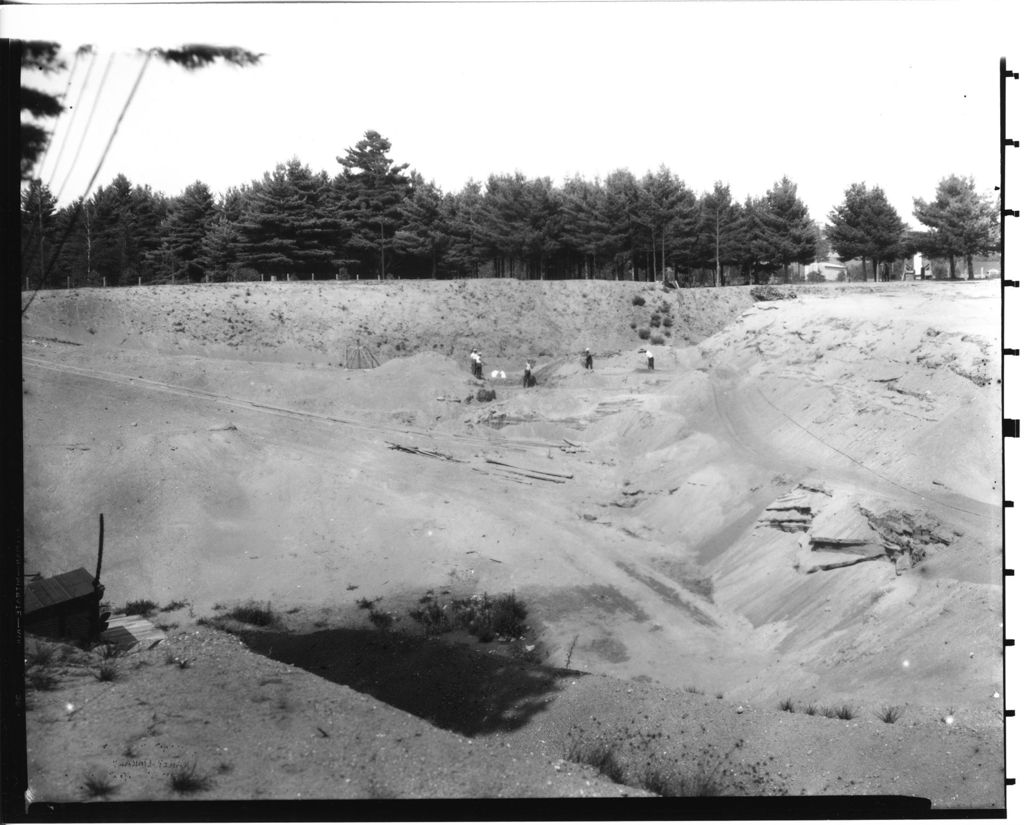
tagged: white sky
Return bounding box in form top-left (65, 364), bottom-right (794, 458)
top-left (3, 0), bottom-right (1023, 226)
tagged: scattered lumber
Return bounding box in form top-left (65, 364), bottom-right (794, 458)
top-left (484, 458), bottom-right (573, 480)
top-left (806, 553), bottom-right (886, 574)
top-left (386, 442), bottom-right (464, 462)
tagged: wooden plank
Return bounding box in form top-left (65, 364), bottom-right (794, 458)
top-left (483, 458), bottom-right (573, 479)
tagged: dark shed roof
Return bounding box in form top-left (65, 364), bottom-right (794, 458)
top-left (25, 568), bottom-right (97, 615)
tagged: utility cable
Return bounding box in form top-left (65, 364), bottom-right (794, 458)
top-left (39, 46), bottom-right (93, 188)
top-left (54, 52), bottom-right (113, 203)
top-left (23, 50), bottom-right (154, 315)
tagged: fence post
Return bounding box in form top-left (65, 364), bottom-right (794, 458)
top-left (103, 277), bottom-right (107, 287)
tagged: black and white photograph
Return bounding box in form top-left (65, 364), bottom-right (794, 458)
top-left (4, 0), bottom-right (1021, 817)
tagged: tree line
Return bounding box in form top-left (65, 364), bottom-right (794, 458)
top-left (21, 129), bottom-right (999, 289)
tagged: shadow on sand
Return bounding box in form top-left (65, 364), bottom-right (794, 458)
top-left (234, 625), bottom-right (580, 737)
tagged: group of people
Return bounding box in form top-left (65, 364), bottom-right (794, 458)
top-left (469, 345), bottom-right (655, 387)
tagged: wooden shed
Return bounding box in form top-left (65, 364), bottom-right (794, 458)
top-left (24, 567), bottom-right (106, 643)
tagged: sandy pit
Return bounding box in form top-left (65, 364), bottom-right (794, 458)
top-left (19, 278), bottom-right (1005, 810)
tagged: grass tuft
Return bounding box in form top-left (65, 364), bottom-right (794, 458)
top-left (82, 769), bottom-right (117, 799)
top-left (226, 601), bottom-right (277, 627)
top-left (95, 663), bottom-right (118, 682)
top-left (876, 705), bottom-right (904, 724)
top-left (124, 599), bottom-right (158, 617)
top-left (778, 697), bottom-right (796, 713)
top-left (169, 761), bottom-right (212, 794)
top-left (27, 670), bottom-right (58, 691)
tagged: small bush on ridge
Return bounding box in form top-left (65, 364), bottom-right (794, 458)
top-left (124, 599), bottom-right (158, 617)
top-left (227, 601), bottom-right (277, 627)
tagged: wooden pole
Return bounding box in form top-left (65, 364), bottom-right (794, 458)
top-left (94, 513), bottom-right (105, 586)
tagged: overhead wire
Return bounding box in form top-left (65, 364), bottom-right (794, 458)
top-left (54, 52), bottom-right (114, 203)
top-left (22, 49), bottom-right (155, 314)
top-left (39, 46), bottom-right (94, 188)
top-left (21, 45), bottom-right (89, 277)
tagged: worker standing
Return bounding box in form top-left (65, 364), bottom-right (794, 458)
top-left (584, 348), bottom-right (593, 371)
top-left (523, 360), bottom-right (533, 388)
top-left (646, 349), bottom-right (654, 370)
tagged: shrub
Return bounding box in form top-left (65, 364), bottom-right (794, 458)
top-left (25, 640), bottom-right (55, 669)
top-left (632, 295), bottom-right (646, 306)
top-left (876, 705), bottom-right (904, 724)
top-left (95, 664), bottom-right (118, 682)
top-left (368, 608), bottom-right (394, 631)
top-left (650, 314), bottom-right (662, 327)
top-left (169, 761), bottom-right (212, 794)
top-left (356, 597), bottom-right (381, 610)
top-left (490, 592), bottom-right (528, 638)
top-left (661, 316), bottom-right (674, 328)
top-left (408, 594), bottom-right (453, 636)
top-left (124, 599), bottom-right (158, 617)
top-left (650, 334), bottom-right (665, 345)
top-left (638, 328), bottom-right (651, 340)
top-left (227, 601), bottom-right (277, 627)
top-left (162, 599), bottom-right (189, 611)
top-left (82, 768), bottom-right (116, 799)
top-left (27, 671), bottom-right (58, 691)
top-left (565, 740), bottom-right (629, 785)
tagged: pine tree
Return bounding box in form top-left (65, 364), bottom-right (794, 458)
top-left (336, 131), bottom-right (412, 279)
top-left (236, 159), bottom-right (337, 279)
top-left (394, 174), bottom-right (448, 278)
top-left (696, 182), bottom-right (743, 286)
top-left (444, 181), bottom-right (486, 277)
top-left (756, 177), bottom-right (818, 283)
top-left (163, 181), bottom-right (216, 282)
top-left (826, 183), bottom-right (906, 282)
top-left (20, 180), bottom-right (58, 288)
top-left (913, 175), bottom-right (997, 280)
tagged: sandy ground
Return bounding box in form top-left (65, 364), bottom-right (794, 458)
top-left (19, 278), bottom-right (1005, 810)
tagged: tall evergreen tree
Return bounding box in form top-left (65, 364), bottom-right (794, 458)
top-left (912, 175), bottom-right (997, 280)
top-left (755, 177), bottom-right (818, 283)
top-left (236, 159), bottom-right (336, 279)
top-left (88, 174), bottom-right (166, 285)
top-left (394, 174), bottom-right (448, 278)
top-left (636, 166), bottom-right (692, 282)
top-left (336, 130), bottom-right (412, 279)
top-left (826, 183), bottom-right (906, 281)
top-left (603, 169), bottom-right (640, 279)
top-left (444, 181), bottom-right (486, 277)
top-left (20, 179), bottom-right (58, 288)
top-left (696, 182), bottom-right (743, 286)
top-left (163, 181), bottom-right (215, 282)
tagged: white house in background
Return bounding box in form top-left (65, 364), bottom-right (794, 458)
top-left (801, 254), bottom-right (848, 282)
